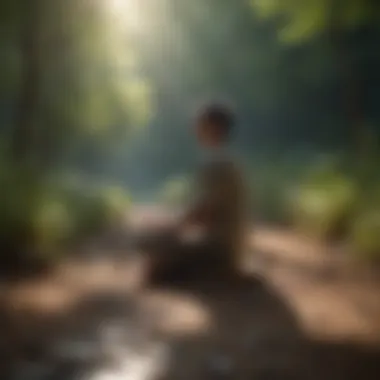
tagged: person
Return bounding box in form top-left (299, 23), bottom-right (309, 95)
top-left (145, 102), bottom-right (247, 283)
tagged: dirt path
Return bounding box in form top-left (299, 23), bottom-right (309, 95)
top-left (250, 228), bottom-right (380, 345)
top-left (1, 208), bottom-right (380, 380)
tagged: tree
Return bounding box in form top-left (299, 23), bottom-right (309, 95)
top-left (251, 0), bottom-right (380, 161)
top-left (0, 0), bottom-right (152, 171)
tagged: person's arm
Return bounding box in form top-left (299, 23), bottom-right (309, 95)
top-left (181, 196), bottom-right (211, 226)
top-left (179, 162), bottom-right (225, 229)
top-left (175, 192), bottom-right (213, 242)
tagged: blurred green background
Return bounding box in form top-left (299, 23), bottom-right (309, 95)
top-left (0, 0), bottom-right (379, 273)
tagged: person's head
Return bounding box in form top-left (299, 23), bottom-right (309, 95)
top-left (195, 103), bottom-right (235, 148)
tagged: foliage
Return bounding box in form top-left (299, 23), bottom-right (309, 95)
top-left (1, 0), bottom-right (379, 179)
top-left (66, 185), bottom-right (131, 237)
top-left (0, 166), bottom-right (70, 266)
top-left (250, 164), bottom-right (292, 224)
top-left (251, 0), bottom-right (378, 43)
top-left (350, 208), bottom-right (380, 262)
top-left (159, 176), bottom-right (192, 207)
top-left (0, 0), bottom-right (379, 269)
top-left (248, 152), bottom-right (380, 263)
top-left (0, 160), bottom-right (132, 271)
top-left (0, 0), bottom-right (141, 273)
top-left (0, 0), bottom-right (152, 169)
top-left (349, 186), bottom-right (380, 262)
top-left (287, 159), bottom-right (357, 240)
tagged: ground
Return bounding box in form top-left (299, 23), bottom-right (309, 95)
top-left (1, 206), bottom-right (380, 380)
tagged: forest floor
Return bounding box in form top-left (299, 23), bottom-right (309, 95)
top-left (1, 205), bottom-right (380, 380)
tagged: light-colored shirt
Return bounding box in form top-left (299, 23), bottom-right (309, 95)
top-left (194, 147), bottom-right (247, 253)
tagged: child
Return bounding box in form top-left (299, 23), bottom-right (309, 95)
top-left (146, 103), bottom-right (247, 283)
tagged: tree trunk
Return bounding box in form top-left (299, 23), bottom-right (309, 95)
top-left (11, 0), bottom-right (41, 165)
top-left (329, 0), bottom-right (370, 170)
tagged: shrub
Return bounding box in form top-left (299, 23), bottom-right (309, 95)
top-left (349, 189), bottom-right (380, 262)
top-left (249, 158), bottom-right (305, 225)
top-left (58, 183), bottom-right (131, 239)
top-left (250, 175), bottom-right (288, 224)
top-left (288, 163), bottom-right (357, 241)
top-left (0, 167), bottom-right (72, 268)
top-left (30, 195), bottom-right (73, 261)
top-left (92, 185), bottom-right (132, 228)
top-left (0, 163), bottom-right (132, 272)
top-left (159, 176), bottom-right (192, 207)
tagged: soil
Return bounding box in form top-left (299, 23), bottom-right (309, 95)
top-left (1, 207), bottom-right (380, 380)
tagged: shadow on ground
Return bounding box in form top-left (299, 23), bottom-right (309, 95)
top-left (0, 287), bottom-right (142, 379)
top-left (152, 273), bottom-right (380, 380)
top-left (1, 267), bottom-right (380, 380)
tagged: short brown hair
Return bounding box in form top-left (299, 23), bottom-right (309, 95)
top-left (197, 102), bottom-right (235, 139)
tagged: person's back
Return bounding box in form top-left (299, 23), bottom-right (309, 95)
top-left (178, 102), bottom-right (247, 271)
top-left (196, 153), bottom-right (247, 261)
top-left (145, 102), bottom-right (247, 282)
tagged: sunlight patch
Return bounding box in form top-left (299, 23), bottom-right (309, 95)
top-left (86, 340), bottom-right (169, 380)
top-left (140, 291), bottom-right (213, 336)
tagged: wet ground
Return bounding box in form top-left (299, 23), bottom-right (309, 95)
top-left (1, 207), bottom-right (380, 380)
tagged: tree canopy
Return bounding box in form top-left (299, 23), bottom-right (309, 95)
top-left (0, 0), bottom-right (379, 183)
